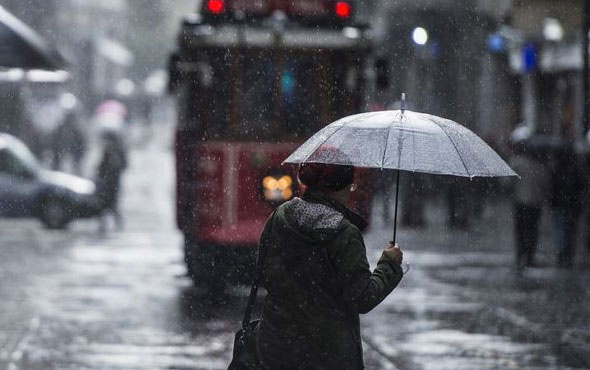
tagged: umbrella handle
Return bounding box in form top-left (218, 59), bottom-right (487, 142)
top-left (392, 169), bottom-right (400, 245)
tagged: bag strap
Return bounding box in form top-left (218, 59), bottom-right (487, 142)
top-left (241, 211), bottom-right (275, 331)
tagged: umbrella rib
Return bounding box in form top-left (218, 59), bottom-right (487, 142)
top-left (410, 113), bottom-right (416, 171)
top-left (301, 120), bottom-right (349, 164)
top-left (380, 113), bottom-right (398, 169)
top-left (429, 117), bottom-right (471, 177)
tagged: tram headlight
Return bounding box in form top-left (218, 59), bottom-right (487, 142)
top-left (277, 175), bottom-right (292, 191)
top-left (263, 176), bottom-right (278, 190)
top-left (262, 175), bottom-right (294, 202)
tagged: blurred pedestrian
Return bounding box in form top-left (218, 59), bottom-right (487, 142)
top-left (95, 130), bottom-right (128, 232)
top-left (51, 94), bottom-right (86, 175)
top-left (510, 141), bottom-right (549, 269)
top-left (52, 110), bottom-right (86, 175)
top-left (549, 145), bottom-right (584, 268)
top-left (584, 134), bottom-right (590, 255)
top-left (94, 99), bottom-right (127, 133)
top-left (257, 157), bottom-right (404, 369)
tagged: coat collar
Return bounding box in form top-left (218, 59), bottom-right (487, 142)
top-left (302, 192), bottom-right (368, 232)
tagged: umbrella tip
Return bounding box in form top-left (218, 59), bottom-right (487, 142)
top-left (401, 93), bottom-right (406, 115)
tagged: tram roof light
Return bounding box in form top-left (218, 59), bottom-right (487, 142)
top-left (207, 0), bottom-right (225, 14)
top-left (334, 2), bottom-right (352, 19)
top-left (202, 0), bottom-right (355, 25)
top-left (412, 27), bottom-right (428, 46)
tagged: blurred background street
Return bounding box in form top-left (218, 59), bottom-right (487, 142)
top-left (0, 123), bottom-right (588, 369)
top-left (1, 0), bottom-right (590, 369)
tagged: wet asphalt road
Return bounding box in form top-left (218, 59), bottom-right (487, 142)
top-left (1, 126), bottom-right (589, 370)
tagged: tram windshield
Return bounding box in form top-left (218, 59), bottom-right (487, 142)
top-left (182, 48), bottom-right (362, 141)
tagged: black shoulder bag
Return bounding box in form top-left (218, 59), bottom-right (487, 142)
top-left (228, 213), bottom-right (274, 370)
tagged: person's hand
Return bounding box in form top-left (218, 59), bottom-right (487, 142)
top-left (384, 242), bottom-right (403, 266)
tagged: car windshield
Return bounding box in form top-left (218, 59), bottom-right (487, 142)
top-left (0, 139), bottom-right (40, 178)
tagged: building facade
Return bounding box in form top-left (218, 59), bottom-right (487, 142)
top-left (508, 0), bottom-right (586, 142)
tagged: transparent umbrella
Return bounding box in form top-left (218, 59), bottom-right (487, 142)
top-left (284, 96), bottom-right (518, 244)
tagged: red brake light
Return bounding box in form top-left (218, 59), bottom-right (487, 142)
top-left (207, 0), bottom-right (225, 14)
top-left (334, 1), bottom-right (352, 18)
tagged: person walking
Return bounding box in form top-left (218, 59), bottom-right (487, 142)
top-left (95, 130), bottom-right (128, 232)
top-left (510, 142), bottom-right (549, 269)
top-left (52, 110), bottom-right (86, 175)
top-left (549, 145), bottom-right (584, 268)
top-left (256, 162), bottom-right (404, 370)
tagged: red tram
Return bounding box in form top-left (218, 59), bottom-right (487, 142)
top-left (169, 0), bottom-right (373, 287)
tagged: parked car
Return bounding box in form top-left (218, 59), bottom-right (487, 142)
top-left (0, 133), bottom-right (98, 229)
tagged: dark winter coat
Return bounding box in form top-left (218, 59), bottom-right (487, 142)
top-left (257, 192), bottom-right (403, 370)
top-left (96, 142), bottom-right (127, 209)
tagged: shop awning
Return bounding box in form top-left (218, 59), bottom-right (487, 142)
top-left (0, 5), bottom-right (68, 70)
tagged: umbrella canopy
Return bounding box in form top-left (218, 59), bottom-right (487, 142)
top-left (0, 5), bottom-right (67, 70)
top-left (284, 108), bottom-right (517, 245)
top-left (284, 110), bottom-right (517, 178)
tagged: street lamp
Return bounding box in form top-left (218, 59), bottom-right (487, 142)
top-left (412, 27), bottom-right (428, 45)
top-left (542, 18), bottom-right (564, 41)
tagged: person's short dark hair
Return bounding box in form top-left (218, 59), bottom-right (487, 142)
top-left (298, 163), bottom-right (355, 192)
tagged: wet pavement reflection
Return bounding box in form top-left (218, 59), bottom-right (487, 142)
top-left (0, 133), bottom-right (239, 370)
top-left (362, 201), bottom-right (590, 370)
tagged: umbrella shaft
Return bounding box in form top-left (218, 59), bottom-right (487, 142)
top-left (393, 170), bottom-right (400, 244)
